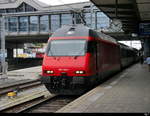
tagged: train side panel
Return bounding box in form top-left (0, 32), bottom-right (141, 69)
top-left (98, 40), bottom-right (121, 80)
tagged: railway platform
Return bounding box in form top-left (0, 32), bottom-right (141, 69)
top-left (0, 66), bottom-right (41, 88)
top-left (57, 63), bottom-right (150, 113)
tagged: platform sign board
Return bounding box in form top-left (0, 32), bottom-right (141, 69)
top-left (139, 23), bottom-right (150, 35)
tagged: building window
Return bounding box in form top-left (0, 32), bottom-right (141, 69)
top-left (19, 16), bottom-right (28, 32)
top-left (0, 9), bottom-right (6, 14)
top-left (7, 8), bottom-right (16, 13)
top-left (61, 14), bottom-right (72, 26)
top-left (91, 13), bottom-right (96, 29)
top-left (96, 12), bottom-right (110, 30)
top-left (51, 15), bottom-right (60, 32)
top-left (40, 15), bottom-right (49, 32)
top-left (8, 17), bottom-right (17, 32)
top-left (84, 12), bottom-right (91, 28)
top-left (29, 16), bottom-right (38, 32)
top-left (5, 17), bottom-right (8, 31)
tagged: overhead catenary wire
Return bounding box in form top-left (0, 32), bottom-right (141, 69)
top-left (57, 0), bottom-right (86, 25)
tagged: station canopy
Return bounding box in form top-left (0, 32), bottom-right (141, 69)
top-left (91, 0), bottom-right (150, 37)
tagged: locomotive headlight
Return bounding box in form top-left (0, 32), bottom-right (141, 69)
top-left (79, 71), bottom-right (84, 74)
top-left (76, 71), bottom-right (80, 74)
top-left (75, 71), bottom-right (85, 74)
top-left (46, 70), bottom-right (54, 74)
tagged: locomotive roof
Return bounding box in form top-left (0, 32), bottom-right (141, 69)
top-left (51, 24), bottom-right (90, 37)
top-left (51, 24), bottom-right (117, 44)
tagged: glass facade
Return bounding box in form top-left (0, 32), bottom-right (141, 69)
top-left (51, 15), bottom-right (60, 32)
top-left (29, 16), bottom-right (38, 32)
top-left (5, 17), bottom-right (8, 31)
top-left (91, 13), bottom-right (96, 29)
top-left (96, 12), bottom-right (110, 29)
top-left (61, 14), bottom-right (72, 26)
top-left (8, 17), bottom-right (17, 32)
top-left (84, 13), bottom-right (91, 27)
top-left (40, 15), bottom-right (49, 32)
top-left (7, 9), bottom-right (16, 13)
top-left (5, 11), bottom-right (110, 34)
top-left (19, 17), bottom-right (28, 32)
top-left (0, 9), bottom-right (5, 13)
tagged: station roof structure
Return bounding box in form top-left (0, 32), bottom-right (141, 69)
top-left (0, 0), bottom-right (91, 11)
top-left (0, 0), bottom-right (48, 10)
top-left (91, 0), bottom-right (150, 35)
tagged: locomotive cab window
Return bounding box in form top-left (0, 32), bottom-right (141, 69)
top-left (46, 39), bottom-right (87, 56)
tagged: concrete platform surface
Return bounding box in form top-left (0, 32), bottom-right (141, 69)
top-left (57, 63), bottom-right (150, 113)
top-left (7, 66), bottom-right (41, 80)
top-left (0, 66), bottom-right (41, 87)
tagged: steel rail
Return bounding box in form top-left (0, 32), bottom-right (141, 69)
top-left (0, 90), bottom-right (56, 113)
top-left (23, 95), bottom-right (78, 113)
top-left (0, 79), bottom-right (41, 96)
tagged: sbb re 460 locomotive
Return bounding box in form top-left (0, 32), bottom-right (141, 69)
top-left (41, 24), bottom-right (138, 95)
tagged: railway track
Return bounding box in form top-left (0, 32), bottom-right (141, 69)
top-left (0, 90), bottom-right (54, 113)
top-left (1, 93), bottom-right (79, 113)
top-left (24, 95), bottom-right (79, 113)
top-left (0, 79), bottom-right (42, 96)
top-left (0, 78), bottom-right (79, 113)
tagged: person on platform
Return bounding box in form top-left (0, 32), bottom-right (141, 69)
top-left (146, 55), bottom-right (150, 72)
top-left (140, 54), bottom-right (144, 65)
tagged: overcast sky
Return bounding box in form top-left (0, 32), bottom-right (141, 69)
top-left (38, 0), bottom-right (89, 5)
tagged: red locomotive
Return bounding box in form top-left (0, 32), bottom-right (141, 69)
top-left (41, 24), bottom-right (138, 95)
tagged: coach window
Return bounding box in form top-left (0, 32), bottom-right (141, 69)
top-left (30, 16), bottom-right (38, 32)
top-left (40, 15), bottom-right (49, 32)
top-left (8, 17), bottom-right (17, 32)
top-left (51, 15), bottom-right (60, 32)
top-left (61, 14), bottom-right (72, 26)
top-left (19, 16), bottom-right (28, 32)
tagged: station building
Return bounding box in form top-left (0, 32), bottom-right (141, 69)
top-left (0, 0), bottom-right (110, 33)
top-left (0, 0), bottom-right (149, 59)
top-left (0, 0), bottom-right (112, 59)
